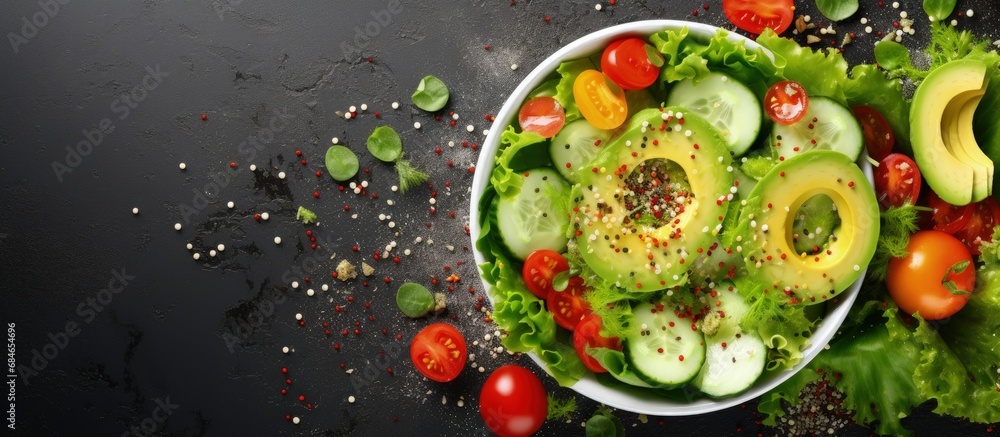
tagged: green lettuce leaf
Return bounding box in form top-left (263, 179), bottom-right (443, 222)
top-left (490, 126), bottom-right (549, 199)
top-left (554, 57), bottom-right (596, 123)
top-left (651, 27), bottom-right (777, 97)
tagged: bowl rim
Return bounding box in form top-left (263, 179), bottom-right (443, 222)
top-left (468, 19), bottom-right (870, 416)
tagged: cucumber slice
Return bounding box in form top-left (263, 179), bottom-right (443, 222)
top-left (549, 119), bottom-right (612, 183)
top-left (691, 286), bottom-right (767, 398)
top-left (624, 302), bottom-right (706, 388)
top-left (666, 72), bottom-right (762, 156)
top-left (495, 167), bottom-right (571, 259)
top-left (771, 96), bottom-right (864, 161)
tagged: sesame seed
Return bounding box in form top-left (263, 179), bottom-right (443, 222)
top-left (291, 281), bottom-right (299, 288)
top-left (282, 346), bottom-right (290, 354)
top-left (467, 124), bottom-right (475, 132)
top-left (278, 171), bottom-right (286, 179)
top-left (174, 223), bottom-right (182, 231)
top-left (322, 284), bottom-right (329, 291)
top-left (307, 288), bottom-right (315, 296)
top-left (348, 395), bottom-right (356, 403)
top-left (295, 313), bottom-right (303, 320)
top-left (292, 417), bottom-right (300, 425)
top-left (360, 104), bottom-right (368, 111)
top-left (510, 63), bottom-right (518, 70)
top-left (967, 9), bottom-right (974, 17)
top-left (274, 236), bottom-right (282, 245)
top-left (209, 249), bottom-right (217, 257)
top-left (261, 212), bottom-right (270, 221)
top-left (344, 112), bottom-right (352, 120)
top-left (132, 207), bottom-right (139, 215)
top-left (414, 122), bottom-right (422, 129)
top-left (186, 243), bottom-right (193, 250)
top-left (392, 102), bottom-right (400, 109)
top-left (332, 137), bottom-right (339, 144)
top-left (192, 253), bottom-right (200, 260)
top-left (595, 3), bottom-right (602, 10)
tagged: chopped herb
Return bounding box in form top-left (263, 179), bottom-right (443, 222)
top-left (546, 394), bottom-right (576, 420)
top-left (395, 157), bottom-right (429, 193)
top-left (295, 206), bottom-right (318, 224)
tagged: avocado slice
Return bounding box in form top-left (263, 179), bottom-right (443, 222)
top-left (911, 59), bottom-right (991, 205)
top-left (739, 151), bottom-right (879, 304)
top-left (573, 107), bottom-right (734, 292)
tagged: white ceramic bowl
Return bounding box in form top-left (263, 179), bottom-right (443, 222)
top-left (469, 20), bottom-right (870, 416)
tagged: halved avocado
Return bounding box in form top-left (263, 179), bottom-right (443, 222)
top-left (911, 59), bottom-right (991, 205)
top-left (739, 151), bottom-right (879, 304)
top-left (573, 107), bottom-right (734, 292)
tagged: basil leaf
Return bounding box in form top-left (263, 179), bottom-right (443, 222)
top-left (816, 0), bottom-right (859, 21)
top-left (923, 0), bottom-right (957, 21)
top-left (325, 145), bottom-right (359, 181)
top-left (366, 125), bottom-right (403, 162)
top-left (873, 40), bottom-right (912, 71)
top-left (411, 75), bottom-right (450, 112)
top-left (396, 282), bottom-right (435, 318)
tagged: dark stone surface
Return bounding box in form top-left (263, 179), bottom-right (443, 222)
top-left (1, 0), bottom-right (997, 435)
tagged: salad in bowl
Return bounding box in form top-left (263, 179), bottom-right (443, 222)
top-left (469, 20), bottom-right (881, 415)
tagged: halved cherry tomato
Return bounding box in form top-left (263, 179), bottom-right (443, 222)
top-left (763, 80), bottom-right (808, 125)
top-left (518, 96), bottom-right (566, 138)
top-left (851, 106), bottom-right (895, 161)
top-left (546, 276), bottom-right (592, 330)
top-left (479, 365), bottom-right (548, 437)
top-left (953, 197), bottom-right (1000, 255)
top-left (521, 249), bottom-right (569, 299)
top-left (573, 69), bottom-right (628, 130)
top-left (887, 230), bottom-right (974, 320)
top-left (722, 0), bottom-right (795, 35)
top-left (927, 190), bottom-right (973, 235)
top-left (874, 153), bottom-right (921, 209)
top-left (600, 37), bottom-right (663, 90)
top-left (409, 323), bottom-right (467, 382)
top-left (572, 314), bottom-right (622, 373)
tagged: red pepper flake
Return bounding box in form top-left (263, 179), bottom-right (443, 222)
top-left (229, 162), bottom-right (237, 169)
top-left (315, 170), bottom-right (322, 177)
top-left (300, 159), bottom-right (307, 166)
top-left (313, 191), bottom-right (320, 198)
top-left (295, 150), bottom-right (303, 157)
top-left (544, 15), bottom-right (551, 22)
top-left (281, 367), bottom-right (288, 374)
top-left (254, 213), bottom-right (262, 222)
top-left (200, 114), bottom-right (207, 121)
top-left (483, 44), bottom-right (491, 50)
top-left (384, 277), bottom-right (391, 284)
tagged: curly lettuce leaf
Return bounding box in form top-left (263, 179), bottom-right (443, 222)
top-left (553, 57), bottom-right (596, 123)
top-left (759, 307), bottom-right (926, 436)
top-left (490, 126), bottom-right (549, 199)
top-left (650, 27), bottom-right (777, 97)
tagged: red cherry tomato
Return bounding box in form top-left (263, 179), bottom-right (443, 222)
top-left (887, 230), bottom-right (974, 320)
top-left (518, 96), bottom-right (566, 138)
top-left (572, 314), bottom-right (622, 373)
top-left (600, 37), bottom-right (663, 90)
top-left (953, 197), bottom-right (1000, 255)
top-left (763, 80), bottom-right (808, 125)
top-left (851, 106), bottom-right (895, 161)
top-left (722, 0), bottom-right (795, 35)
top-left (409, 323), bottom-right (467, 383)
top-left (874, 153), bottom-right (921, 209)
top-left (927, 190), bottom-right (973, 235)
top-left (546, 276), bottom-right (592, 330)
top-left (521, 249), bottom-right (569, 299)
top-left (479, 365), bottom-right (548, 437)
top-left (573, 69), bottom-right (628, 130)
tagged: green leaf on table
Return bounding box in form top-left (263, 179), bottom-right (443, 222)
top-left (411, 75), bottom-right (450, 112)
top-left (395, 282), bottom-right (435, 318)
top-left (816, 0), bottom-right (859, 21)
top-left (325, 145), bottom-right (359, 181)
top-left (367, 125), bottom-right (403, 162)
top-left (585, 405), bottom-right (625, 437)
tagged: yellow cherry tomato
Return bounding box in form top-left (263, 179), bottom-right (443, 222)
top-left (573, 69), bottom-right (628, 130)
